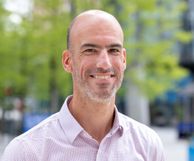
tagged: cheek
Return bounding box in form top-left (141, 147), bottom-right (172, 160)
top-left (81, 57), bottom-right (94, 68)
top-left (71, 61), bottom-right (81, 79)
top-left (76, 61), bottom-right (91, 79)
top-left (113, 59), bottom-right (126, 72)
top-left (119, 57), bottom-right (126, 72)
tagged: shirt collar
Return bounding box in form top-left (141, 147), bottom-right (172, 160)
top-left (59, 96), bottom-right (125, 143)
top-left (59, 96), bottom-right (83, 144)
top-left (110, 107), bottom-right (124, 136)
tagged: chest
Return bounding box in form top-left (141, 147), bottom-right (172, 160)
top-left (34, 137), bottom-right (146, 161)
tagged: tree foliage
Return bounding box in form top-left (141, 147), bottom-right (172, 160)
top-left (100, 0), bottom-right (189, 99)
top-left (0, 0), bottom-right (189, 111)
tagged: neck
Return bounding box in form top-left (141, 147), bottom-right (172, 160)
top-left (68, 94), bottom-right (115, 143)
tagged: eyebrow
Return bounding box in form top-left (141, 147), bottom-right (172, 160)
top-left (107, 44), bottom-right (123, 48)
top-left (80, 43), bottom-right (123, 49)
top-left (81, 43), bottom-right (100, 49)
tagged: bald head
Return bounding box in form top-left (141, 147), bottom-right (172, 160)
top-left (66, 10), bottom-right (124, 49)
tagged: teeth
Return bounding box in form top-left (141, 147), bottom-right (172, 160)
top-left (95, 75), bottom-right (110, 79)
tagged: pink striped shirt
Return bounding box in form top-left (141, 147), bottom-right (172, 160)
top-left (1, 96), bottom-right (165, 161)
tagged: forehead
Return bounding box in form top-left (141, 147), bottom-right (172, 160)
top-left (70, 12), bottom-right (124, 47)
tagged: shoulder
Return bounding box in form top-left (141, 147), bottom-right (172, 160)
top-left (119, 112), bottom-right (160, 138)
top-left (118, 113), bottom-right (165, 160)
top-left (119, 112), bottom-right (165, 159)
top-left (18, 112), bottom-right (59, 140)
top-left (1, 137), bottom-right (28, 161)
top-left (1, 113), bottom-right (60, 161)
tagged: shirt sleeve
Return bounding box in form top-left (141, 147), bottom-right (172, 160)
top-left (1, 139), bottom-right (27, 161)
top-left (148, 131), bottom-right (166, 161)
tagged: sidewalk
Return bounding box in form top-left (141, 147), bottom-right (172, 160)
top-left (153, 127), bottom-right (188, 161)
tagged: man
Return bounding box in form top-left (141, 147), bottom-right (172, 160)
top-left (1, 10), bottom-right (165, 161)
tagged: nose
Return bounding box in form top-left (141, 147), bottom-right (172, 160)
top-left (96, 49), bottom-right (112, 70)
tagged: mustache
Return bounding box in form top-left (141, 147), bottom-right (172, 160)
top-left (87, 67), bottom-right (115, 74)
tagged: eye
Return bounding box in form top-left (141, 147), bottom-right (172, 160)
top-left (82, 48), bottom-right (98, 55)
top-left (108, 48), bottom-right (121, 55)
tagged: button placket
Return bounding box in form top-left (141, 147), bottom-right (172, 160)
top-left (95, 134), bottom-right (112, 161)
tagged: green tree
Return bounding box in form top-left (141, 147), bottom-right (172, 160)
top-left (0, 1), bottom-right (26, 99)
top-left (0, 0), bottom-right (189, 114)
top-left (100, 0), bottom-right (189, 99)
top-left (21, 0), bottom-right (73, 112)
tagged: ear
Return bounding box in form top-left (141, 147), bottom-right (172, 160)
top-left (62, 50), bottom-right (72, 73)
top-left (122, 48), bottom-right (127, 70)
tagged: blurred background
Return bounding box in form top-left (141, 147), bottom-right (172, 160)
top-left (0, 0), bottom-right (194, 160)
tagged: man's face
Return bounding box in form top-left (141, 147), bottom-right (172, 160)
top-left (66, 15), bottom-right (126, 103)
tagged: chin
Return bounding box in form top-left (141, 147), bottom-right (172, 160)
top-left (86, 90), bottom-right (116, 104)
top-left (90, 96), bottom-right (113, 104)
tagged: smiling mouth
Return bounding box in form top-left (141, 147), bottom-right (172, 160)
top-left (90, 74), bottom-right (115, 79)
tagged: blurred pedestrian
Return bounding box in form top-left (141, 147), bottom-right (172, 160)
top-left (1, 9), bottom-right (165, 161)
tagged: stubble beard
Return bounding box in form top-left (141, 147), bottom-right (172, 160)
top-left (74, 71), bottom-right (124, 104)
